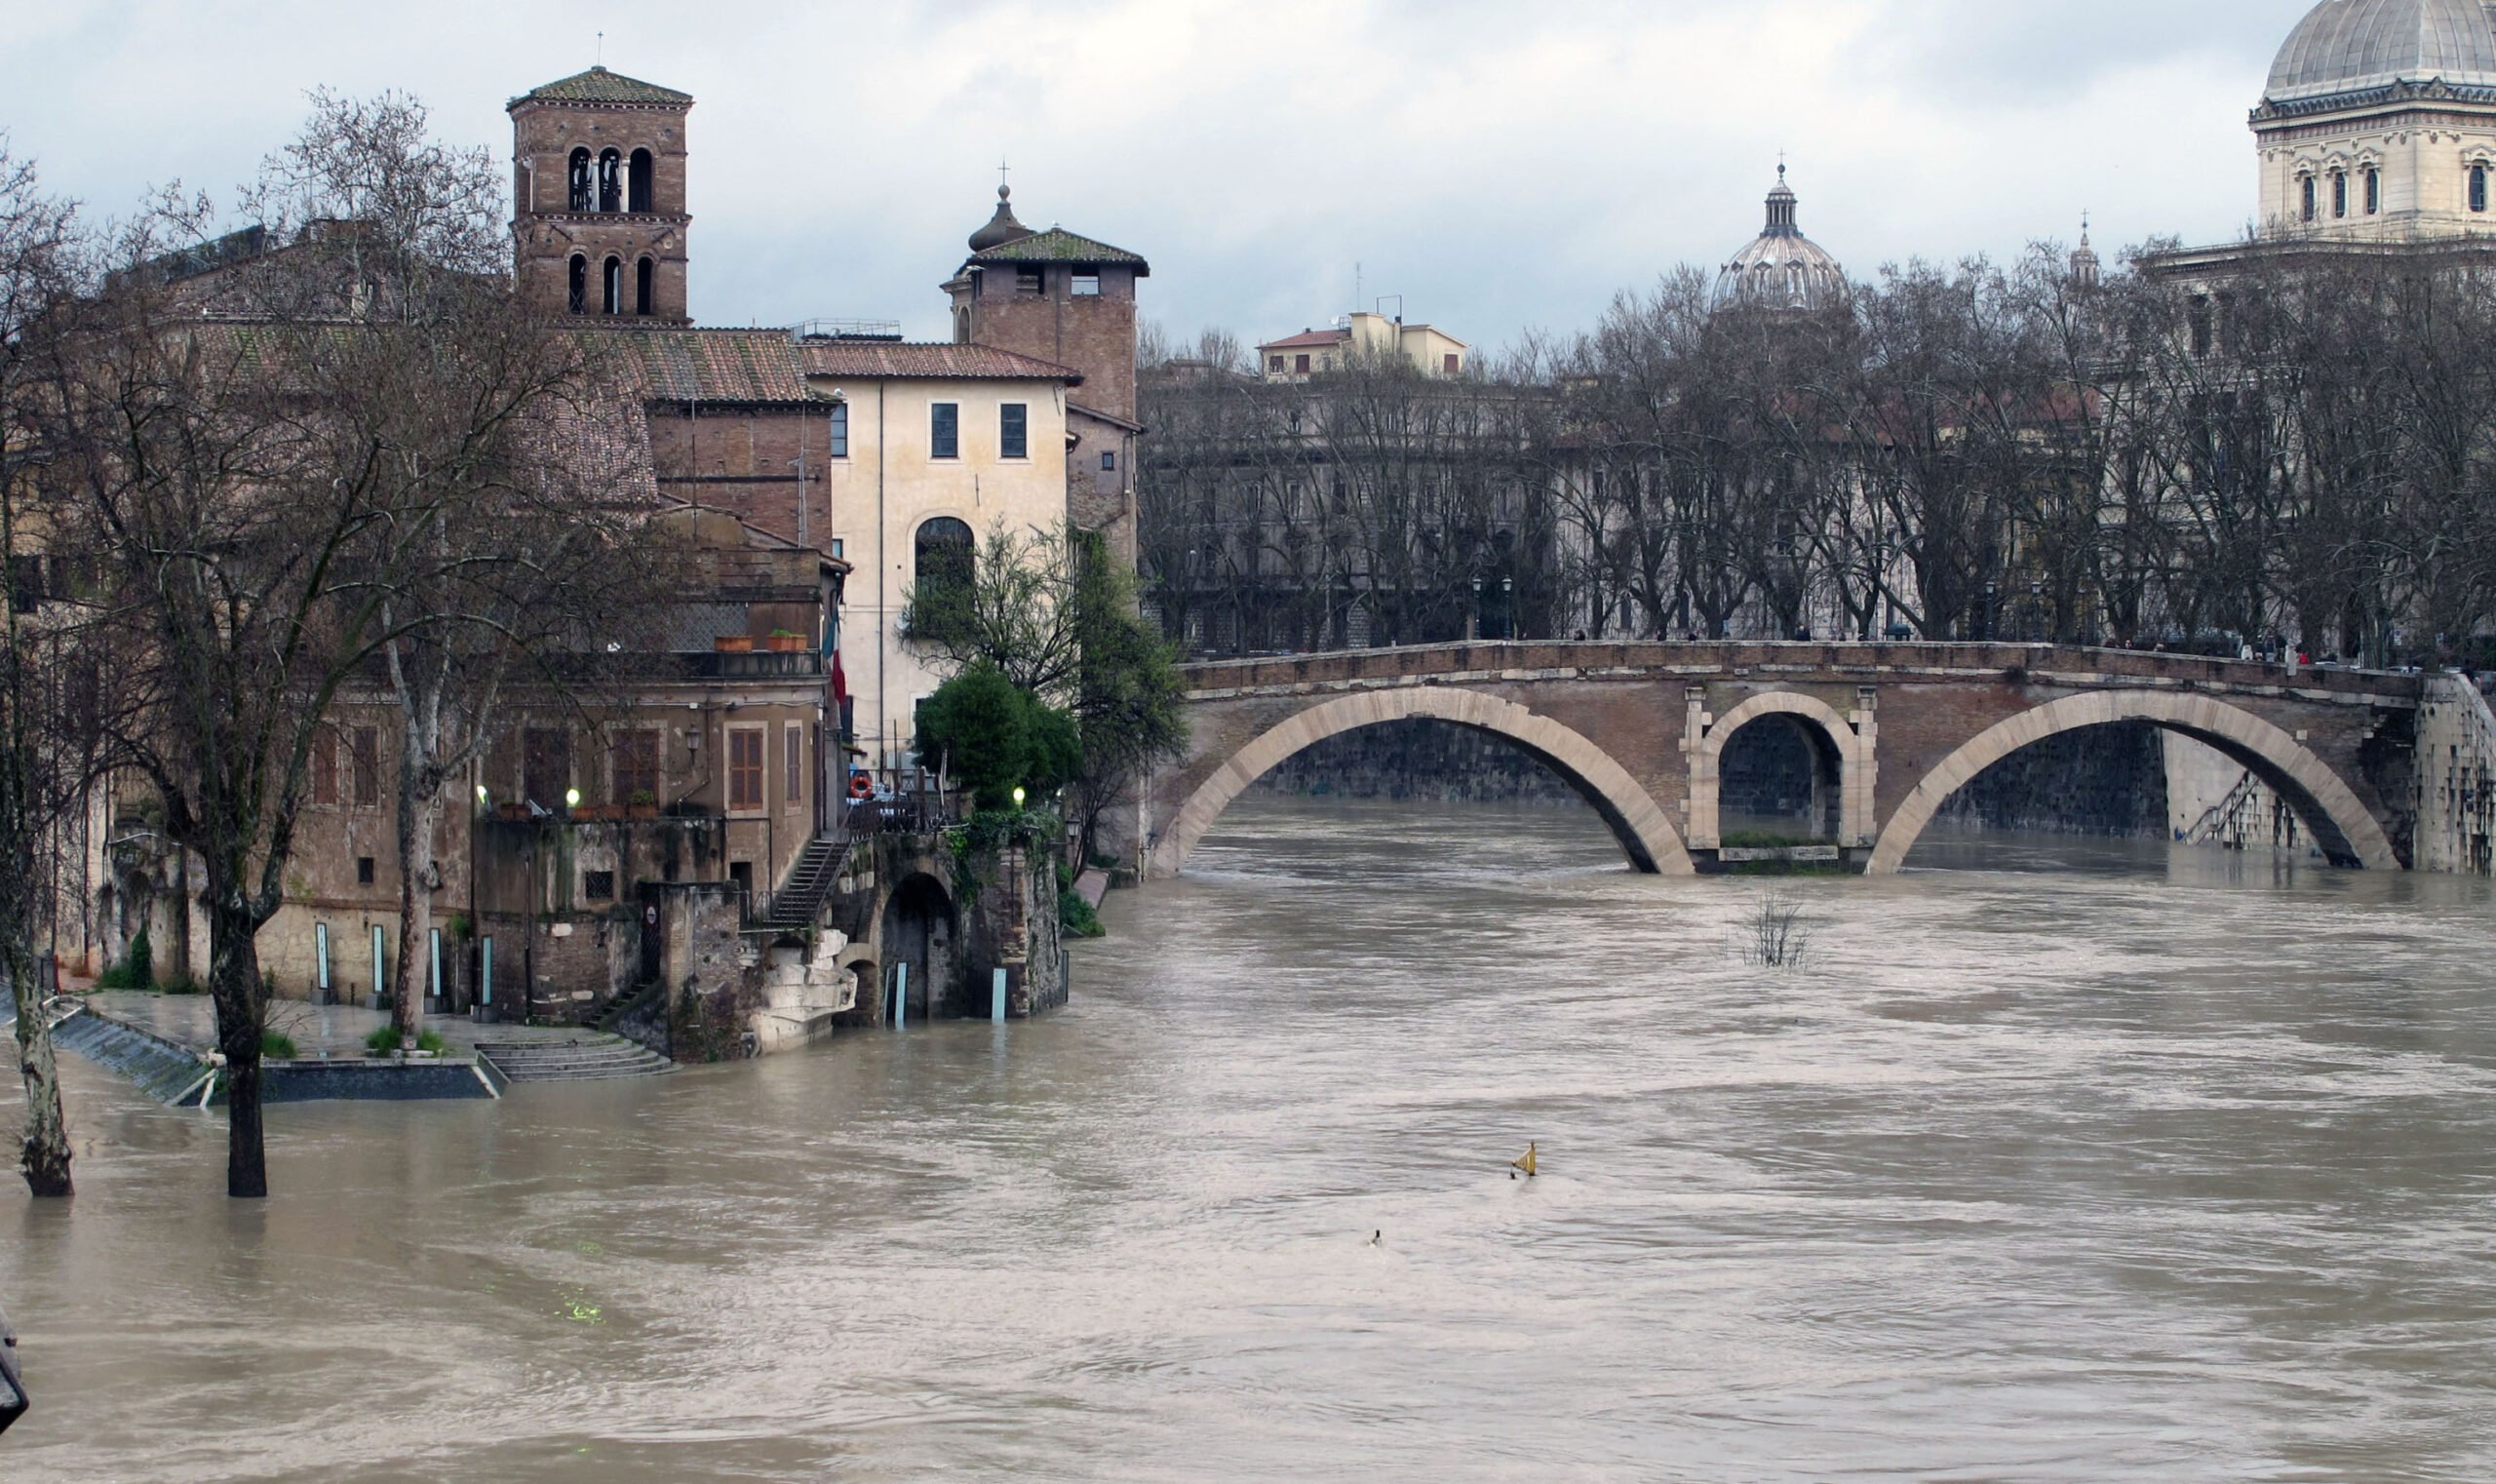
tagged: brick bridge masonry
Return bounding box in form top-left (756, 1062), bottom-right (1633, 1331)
top-left (1140, 642), bottom-right (2423, 879)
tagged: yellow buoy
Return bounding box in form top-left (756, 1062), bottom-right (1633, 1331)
top-left (1510, 1142), bottom-right (1539, 1179)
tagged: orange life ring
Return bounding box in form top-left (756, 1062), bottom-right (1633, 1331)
top-left (847, 772), bottom-right (873, 801)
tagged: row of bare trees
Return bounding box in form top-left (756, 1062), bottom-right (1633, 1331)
top-left (1143, 243), bottom-right (2496, 668)
top-left (2, 94), bottom-right (653, 1198)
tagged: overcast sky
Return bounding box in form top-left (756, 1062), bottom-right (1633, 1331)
top-left (0, 0), bottom-right (2308, 351)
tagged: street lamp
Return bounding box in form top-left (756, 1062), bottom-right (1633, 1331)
top-left (1501, 575), bottom-right (1513, 641)
top-left (564, 786), bottom-right (581, 812)
top-left (1983, 580), bottom-right (1998, 642)
top-left (2030, 579), bottom-right (2044, 643)
top-left (1011, 786), bottom-right (1027, 810)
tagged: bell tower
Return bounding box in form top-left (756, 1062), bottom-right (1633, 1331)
top-left (508, 66), bottom-right (693, 324)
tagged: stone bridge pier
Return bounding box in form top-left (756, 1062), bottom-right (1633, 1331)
top-left (1134, 642), bottom-right (2421, 879)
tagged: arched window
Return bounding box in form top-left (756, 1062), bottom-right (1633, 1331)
top-left (2474, 164), bottom-right (2489, 214)
top-left (915, 517), bottom-right (976, 601)
top-left (2364, 166), bottom-right (2380, 215)
top-left (636, 257), bottom-right (654, 316)
top-left (2301, 175), bottom-right (2317, 222)
top-left (629, 149), bottom-right (653, 213)
top-left (598, 149), bottom-right (622, 213)
top-left (603, 255), bottom-right (623, 315)
top-left (567, 149), bottom-right (592, 211)
top-left (567, 254), bottom-right (587, 314)
top-left (2331, 170), bottom-right (2347, 218)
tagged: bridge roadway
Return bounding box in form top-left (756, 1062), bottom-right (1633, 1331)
top-left (1141, 641), bottom-right (2425, 879)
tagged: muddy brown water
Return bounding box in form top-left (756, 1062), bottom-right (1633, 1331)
top-left (6, 797), bottom-right (2495, 1482)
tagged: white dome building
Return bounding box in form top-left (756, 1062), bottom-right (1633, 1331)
top-left (2254, 0), bottom-right (2496, 239)
top-left (1712, 167), bottom-right (1848, 315)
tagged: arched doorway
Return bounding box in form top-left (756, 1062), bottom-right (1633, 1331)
top-left (1715, 715), bottom-right (1842, 843)
top-left (878, 873), bottom-right (957, 1023)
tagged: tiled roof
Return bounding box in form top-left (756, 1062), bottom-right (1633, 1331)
top-left (1259, 329), bottom-right (1351, 351)
top-left (799, 341), bottom-right (1082, 383)
top-left (511, 66), bottom-right (691, 108)
top-left (611, 329), bottom-right (811, 404)
top-left (966, 227), bottom-right (1149, 269)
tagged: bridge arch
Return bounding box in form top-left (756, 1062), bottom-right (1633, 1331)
top-left (1150, 685), bottom-right (1694, 879)
top-left (1690, 690), bottom-right (1875, 847)
top-left (1865, 690), bottom-right (2399, 874)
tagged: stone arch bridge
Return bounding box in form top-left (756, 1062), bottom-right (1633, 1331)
top-left (1140, 642), bottom-right (2425, 879)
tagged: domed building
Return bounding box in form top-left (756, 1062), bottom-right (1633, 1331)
top-left (1712, 166), bottom-right (1849, 314)
top-left (2253, 0), bottom-right (2496, 240)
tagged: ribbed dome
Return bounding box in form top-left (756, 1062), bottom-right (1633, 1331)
top-left (2266, 0), bottom-right (2496, 102)
top-left (1712, 168), bottom-right (1848, 315)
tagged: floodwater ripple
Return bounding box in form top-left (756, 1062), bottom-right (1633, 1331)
top-left (5, 796), bottom-right (2496, 1482)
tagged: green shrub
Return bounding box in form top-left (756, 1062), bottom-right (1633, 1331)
top-left (1056, 862), bottom-right (1105, 939)
top-left (260, 1030), bottom-right (298, 1059)
top-left (1719, 831), bottom-right (1820, 850)
top-left (365, 1025), bottom-right (448, 1056)
top-left (97, 927), bottom-right (153, 989)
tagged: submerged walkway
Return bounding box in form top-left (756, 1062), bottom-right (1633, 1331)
top-left (78, 991), bottom-right (587, 1059)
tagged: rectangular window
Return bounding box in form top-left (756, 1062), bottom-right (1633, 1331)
top-left (2365, 168), bottom-right (2380, 215)
top-left (829, 401), bottom-right (849, 459)
top-left (930, 402), bottom-right (959, 459)
top-left (610, 728), bottom-right (660, 804)
top-left (350, 726), bottom-right (381, 808)
top-left (583, 870), bottom-right (615, 902)
top-left (312, 729), bottom-right (339, 806)
top-left (522, 726), bottom-right (569, 809)
top-left (356, 856), bottom-right (375, 885)
top-left (1295, 354), bottom-right (1311, 373)
top-left (1000, 403), bottom-right (1029, 459)
top-left (2188, 296), bottom-right (2213, 359)
top-left (1444, 353), bottom-right (1460, 374)
top-left (785, 722), bottom-right (803, 804)
top-left (728, 727), bottom-right (764, 812)
top-left (2474, 165), bottom-right (2489, 214)
top-left (1016, 267), bottom-right (1045, 297)
top-left (2301, 176), bottom-right (2317, 222)
top-left (2332, 172), bottom-right (2347, 218)
top-left (1072, 272), bottom-right (1100, 297)
top-left (1101, 450), bottom-right (1117, 472)
top-left (1268, 355), bottom-right (1284, 371)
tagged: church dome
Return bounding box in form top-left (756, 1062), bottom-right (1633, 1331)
top-left (968, 185), bottom-right (1034, 253)
top-left (2266, 0), bottom-right (2496, 102)
top-left (1712, 167), bottom-right (1848, 315)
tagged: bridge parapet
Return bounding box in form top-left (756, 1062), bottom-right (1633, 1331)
top-left (1180, 641), bottom-right (2425, 709)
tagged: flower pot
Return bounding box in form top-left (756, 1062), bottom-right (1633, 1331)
top-left (764, 634), bottom-right (806, 652)
top-left (629, 804), bottom-right (659, 820)
top-left (714, 635), bottom-right (755, 653)
top-left (496, 803), bottom-right (529, 821)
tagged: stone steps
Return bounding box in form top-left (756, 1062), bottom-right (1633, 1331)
top-left (472, 1036), bottom-right (674, 1083)
top-left (50, 1007), bottom-right (216, 1105)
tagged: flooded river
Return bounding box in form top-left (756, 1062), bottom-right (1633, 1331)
top-left (7, 797), bottom-right (2496, 1482)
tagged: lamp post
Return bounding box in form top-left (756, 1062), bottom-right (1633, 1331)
top-left (2030, 579), bottom-right (2044, 643)
top-left (1468, 574), bottom-right (1483, 643)
top-left (1500, 574), bottom-right (1513, 641)
top-left (1983, 580), bottom-right (1998, 643)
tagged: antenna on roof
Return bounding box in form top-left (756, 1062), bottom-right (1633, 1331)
top-left (596, 30), bottom-right (604, 65)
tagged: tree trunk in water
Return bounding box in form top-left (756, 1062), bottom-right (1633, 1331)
top-left (8, 944), bottom-right (71, 1197)
top-left (207, 900), bottom-right (268, 1199)
top-left (391, 772), bottom-right (440, 1043)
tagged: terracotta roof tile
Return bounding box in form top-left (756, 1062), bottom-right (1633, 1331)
top-left (798, 341), bottom-right (1082, 383)
top-left (611, 329), bottom-right (810, 404)
top-left (966, 227), bottom-right (1148, 270)
top-left (510, 66), bottom-right (691, 108)
top-left (1258, 329), bottom-right (1351, 351)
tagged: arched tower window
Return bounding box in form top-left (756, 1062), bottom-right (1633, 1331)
top-left (2474, 164), bottom-right (2490, 214)
top-left (636, 256), bottom-right (654, 316)
top-left (628, 149), bottom-right (653, 213)
top-left (2331, 170), bottom-right (2347, 218)
top-left (2364, 166), bottom-right (2380, 215)
top-left (567, 254), bottom-right (587, 314)
top-left (603, 255), bottom-right (623, 315)
top-left (598, 149), bottom-right (622, 213)
top-left (567, 149), bottom-right (592, 212)
top-left (914, 518), bottom-right (976, 607)
top-left (2301, 175), bottom-right (2317, 222)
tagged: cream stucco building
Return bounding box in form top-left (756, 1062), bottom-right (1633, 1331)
top-left (2254, 0), bottom-right (2496, 242)
top-left (1258, 311), bottom-right (1469, 382)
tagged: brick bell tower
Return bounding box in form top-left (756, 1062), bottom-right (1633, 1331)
top-left (508, 66), bottom-right (693, 324)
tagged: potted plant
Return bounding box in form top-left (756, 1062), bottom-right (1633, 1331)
top-left (629, 788), bottom-right (660, 820)
top-left (714, 634), bottom-right (755, 653)
top-left (496, 801), bottom-right (529, 821)
top-left (765, 628), bottom-right (806, 652)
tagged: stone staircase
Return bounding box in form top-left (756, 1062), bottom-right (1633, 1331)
top-left (49, 1006), bottom-right (217, 1105)
top-left (756, 834), bottom-right (845, 932)
top-left (473, 1035), bottom-right (675, 1083)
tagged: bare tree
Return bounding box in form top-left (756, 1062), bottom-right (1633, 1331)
top-left (0, 138), bottom-right (86, 1195)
